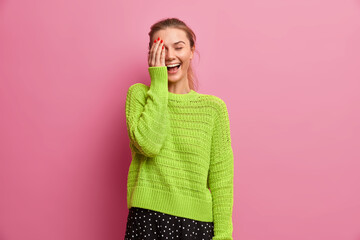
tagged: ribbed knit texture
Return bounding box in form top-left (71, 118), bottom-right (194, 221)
top-left (125, 66), bottom-right (234, 240)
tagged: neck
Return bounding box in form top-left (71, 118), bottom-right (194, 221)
top-left (168, 80), bottom-right (191, 94)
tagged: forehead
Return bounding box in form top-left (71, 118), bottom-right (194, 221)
top-left (152, 28), bottom-right (188, 45)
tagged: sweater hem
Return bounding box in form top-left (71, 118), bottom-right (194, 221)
top-left (127, 186), bottom-right (213, 222)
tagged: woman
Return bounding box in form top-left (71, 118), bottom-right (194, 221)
top-left (124, 18), bottom-right (234, 240)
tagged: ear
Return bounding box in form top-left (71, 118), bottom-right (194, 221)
top-left (190, 46), bottom-right (195, 60)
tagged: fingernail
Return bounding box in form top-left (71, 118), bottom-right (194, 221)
top-left (162, 46), bottom-right (164, 49)
top-left (160, 40), bottom-right (163, 43)
top-left (157, 37), bottom-right (160, 40)
top-left (154, 40), bottom-right (156, 43)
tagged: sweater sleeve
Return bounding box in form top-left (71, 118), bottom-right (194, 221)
top-left (125, 66), bottom-right (170, 157)
top-left (208, 98), bottom-right (234, 240)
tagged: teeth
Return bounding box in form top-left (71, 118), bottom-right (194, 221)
top-left (166, 63), bottom-right (181, 67)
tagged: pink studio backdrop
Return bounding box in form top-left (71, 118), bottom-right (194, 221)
top-left (1, 0), bottom-right (360, 240)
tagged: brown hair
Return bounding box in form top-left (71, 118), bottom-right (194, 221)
top-left (148, 18), bottom-right (200, 91)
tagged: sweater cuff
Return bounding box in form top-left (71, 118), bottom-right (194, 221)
top-left (148, 66), bottom-right (168, 93)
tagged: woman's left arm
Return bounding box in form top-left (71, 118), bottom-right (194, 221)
top-left (208, 98), bottom-right (234, 240)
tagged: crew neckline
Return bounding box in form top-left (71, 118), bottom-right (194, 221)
top-left (168, 89), bottom-right (198, 100)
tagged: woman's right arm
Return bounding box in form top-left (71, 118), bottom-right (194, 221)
top-left (125, 37), bottom-right (168, 157)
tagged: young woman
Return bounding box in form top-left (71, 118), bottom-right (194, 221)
top-left (124, 18), bottom-right (234, 240)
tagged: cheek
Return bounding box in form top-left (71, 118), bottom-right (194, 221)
top-left (178, 52), bottom-right (191, 59)
top-left (179, 56), bottom-right (190, 64)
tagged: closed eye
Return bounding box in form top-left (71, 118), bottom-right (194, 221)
top-left (176, 47), bottom-right (183, 50)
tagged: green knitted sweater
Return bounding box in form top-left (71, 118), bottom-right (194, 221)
top-left (125, 66), bottom-right (234, 240)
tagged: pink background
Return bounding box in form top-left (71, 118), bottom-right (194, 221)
top-left (1, 0), bottom-right (360, 239)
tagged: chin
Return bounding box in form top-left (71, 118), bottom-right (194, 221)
top-left (168, 78), bottom-right (181, 83)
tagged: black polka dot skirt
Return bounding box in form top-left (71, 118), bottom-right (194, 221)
top-left (124, 207), bottom-right (214, 240)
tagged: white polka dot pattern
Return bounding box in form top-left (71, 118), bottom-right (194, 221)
top-left (124, 207), bottom-right (214, 240)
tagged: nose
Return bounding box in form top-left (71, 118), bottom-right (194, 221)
top-left (165, 47), bottom-right (175, 59)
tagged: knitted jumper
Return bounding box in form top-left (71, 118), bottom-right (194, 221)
top-left (125, 66), bottom-right (234, 240)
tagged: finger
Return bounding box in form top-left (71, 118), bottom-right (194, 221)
top-left (151, 38), bottom-right (160, 66)
top-left (149, 39), bottom-right (157, 66)
top-left (148, 39), bottom-right (156, 66)
top-left (156, 40), bottom-right (163, 66)
top-left (160, 44), bottom-right (165, 67)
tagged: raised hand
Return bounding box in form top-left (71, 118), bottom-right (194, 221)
top-left (148, 37), bottom-right (166, 67)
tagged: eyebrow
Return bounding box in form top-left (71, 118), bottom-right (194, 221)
top-left (163, 41), bottom-right (186, 47)
top-left (174, 41), bottom-right (185, 45)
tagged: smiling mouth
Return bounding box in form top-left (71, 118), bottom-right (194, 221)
top-left (167, 64), bottom-right (181, 74)
top-left (167, 64), bottom-right (181, 71)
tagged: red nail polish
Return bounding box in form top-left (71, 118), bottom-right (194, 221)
top-left (160, 40), bottom-right (163, 43)
top-left (162, 46), bottom-right (164, 49)
top-left (154, 40), bottom-right (156, 43)
top-left (157, 37), bottom-right (160, 40)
